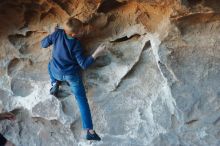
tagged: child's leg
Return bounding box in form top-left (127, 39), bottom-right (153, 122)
top-left (66, 75), bottom-right (93, 130)
top-left (48, 62), bottom-right (57, 85)
top-left (48, 62), bottom-right (62, 96)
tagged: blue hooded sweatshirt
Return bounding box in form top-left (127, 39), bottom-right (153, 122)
top-left (41, 29), bottom-right (94, 75)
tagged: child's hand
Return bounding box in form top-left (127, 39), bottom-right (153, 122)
top-left (0, 112), bottom-right (16, 121)
top-left (92, 44), bottom-right (107, 59)
top-left (5, 140), bottom-right (15, 146)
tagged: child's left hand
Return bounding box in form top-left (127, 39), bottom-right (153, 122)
top-left (92, 44), bottom-right (107, 59)
top-left (0, 112), bottom-right (16, 121)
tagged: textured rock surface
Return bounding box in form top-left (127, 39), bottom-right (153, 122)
top-left (0, 0), bottom-right (220, 146)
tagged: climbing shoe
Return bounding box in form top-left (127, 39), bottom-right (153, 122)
top-left (50, 81), bottom-right (60, 96)
top-left (86, 130), bottom-right (101, 141)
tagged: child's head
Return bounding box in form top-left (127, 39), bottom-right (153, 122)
top-left (63, 17), bottom-right (83, 37)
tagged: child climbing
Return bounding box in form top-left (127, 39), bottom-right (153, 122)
top-left (41, 17), bottom-right (106, 141)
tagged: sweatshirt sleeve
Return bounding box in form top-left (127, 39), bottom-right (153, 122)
top-left (73, 41), bottom-right (95, 69)
top-left (41, 30), bottom-right (59, 48)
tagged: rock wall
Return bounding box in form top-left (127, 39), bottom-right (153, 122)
top-left (0, 0), bottom-right (220, 146)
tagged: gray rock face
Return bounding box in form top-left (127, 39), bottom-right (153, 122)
top-left (0, 0), bottom-right (220, 146)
